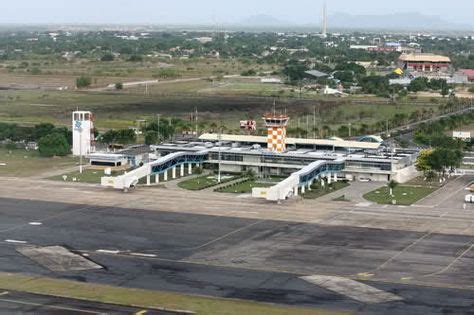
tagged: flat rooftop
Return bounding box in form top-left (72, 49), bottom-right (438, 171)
top-left (199, 133), bottom-right (382, 150)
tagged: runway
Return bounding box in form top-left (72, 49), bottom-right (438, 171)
top-left (1, 197), bottom-right (474, 313)
top-left (0, 290), bottom-right (168, 314)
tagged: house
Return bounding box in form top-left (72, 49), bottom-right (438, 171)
top-left (459, 69), bottom-right (474, 82)
top-left (305, 70), bottom-right (329, 79)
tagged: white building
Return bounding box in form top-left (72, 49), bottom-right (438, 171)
top-left (72, 111), bottom-right (95, 156)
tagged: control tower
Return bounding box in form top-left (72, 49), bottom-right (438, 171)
top-left (263, 113), bottom-right (289, 153)
top-left (72, 111), bottom-right (95, 156)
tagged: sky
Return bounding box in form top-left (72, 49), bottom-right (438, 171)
top-left (1, 0), bottom-right (473, 25)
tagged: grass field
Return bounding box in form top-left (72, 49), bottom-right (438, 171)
top-left (177, 174), bottom-right (236, 190)
top-left (0, 57), bottom-right (275, 88)
top-left (217, 179), bottom-right (274, 194)
top-left (0, 148), bottom-right (78, 177)
top-left (303, 181), bottom-right (350, 199)
top-left (364, 185), bottom-right (437, 206)
top-left (0, 88), bottom-right (441, 133)
top-left (49, 169), bottom-right (126, 184)
top-left (0, 272), bottom-right (336, 315)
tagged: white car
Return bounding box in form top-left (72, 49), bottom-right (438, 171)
top-left (465, 194), bottom-right (474, 203)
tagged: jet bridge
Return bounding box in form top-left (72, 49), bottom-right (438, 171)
top-left (253, 159), bottom-right (346, 202)
top-left (101, 150), bottom-right (208, 191)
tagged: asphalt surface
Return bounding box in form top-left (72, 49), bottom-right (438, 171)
top-left (1, 197), bottom-right (474, 314)
top-left (0, 290), bottom-right (169, 314)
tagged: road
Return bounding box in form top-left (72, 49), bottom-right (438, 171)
top-left (1, 188), bottom-right (474, 313)
top-left (384, 106), bottom-right (474, 137)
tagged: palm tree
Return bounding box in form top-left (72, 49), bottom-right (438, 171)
top-left (388, 180), bottom-right (398, 197)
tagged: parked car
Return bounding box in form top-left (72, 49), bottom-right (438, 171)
top-left (465, 194), bottom-right (474, 203)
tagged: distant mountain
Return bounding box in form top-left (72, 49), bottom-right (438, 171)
top-left (328, 12), bottom-right (472, 30)
top-left (239, 14), bottom-right (286, 26)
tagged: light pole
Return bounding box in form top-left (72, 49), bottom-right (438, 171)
top-left (75, 120), bottom-right (83, 174)
top-left (79, 128), bottom-right (83, 174)
top-left (217, 129), bottom-right (222, 183)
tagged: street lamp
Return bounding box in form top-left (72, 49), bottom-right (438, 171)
top-left (217, 129), bottom-right (222, 183)
top-left (75, 120), bottom-right (83, 174)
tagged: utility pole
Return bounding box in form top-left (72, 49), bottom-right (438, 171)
top-left (195, 107), bottom-right (198, 137)
top-left (79, 125), bottom-right (83, 174)
top-left (313, 106), bottom-right (317, 139)
top-left (156, 114), bottom-right (160, 141)
top-left (217, 128), bottom-right (222, 183)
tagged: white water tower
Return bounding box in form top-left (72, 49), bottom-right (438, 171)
top-left (72, 111), bottom-right (94, 156)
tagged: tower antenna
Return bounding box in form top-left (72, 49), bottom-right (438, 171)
top-left (322, 1), bottom-right (328, 38)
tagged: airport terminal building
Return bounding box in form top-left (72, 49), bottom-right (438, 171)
top-left (151, 133), bottom-right (419, 183)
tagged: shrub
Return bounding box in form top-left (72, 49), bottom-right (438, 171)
top-left (38, 133), bottom-right (70, 157)
top-left (76, 76), bottom-right (92, 88)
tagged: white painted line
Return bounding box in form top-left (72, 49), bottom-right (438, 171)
top-left (0, 297), bottom-right (101, 314)
top-left (96, 249), bottom-right (120, 254)
top-left (0, 291), bottom-right (8, 296)
top-left (130, 253), bottom-right (157, 258)
top-left (4, 240), bottom-right (27, 244)
top-left (300, 275), bottom-right (403, 304)
top-left (28, 222), bottom-right (42, 226)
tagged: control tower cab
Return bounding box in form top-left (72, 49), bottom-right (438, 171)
top-left (263, 113), bottom-right (289, 153)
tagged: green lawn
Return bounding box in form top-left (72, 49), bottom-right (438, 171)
top-left (303, 181), bottom-right (350, 199)
top-left (49, 169), bottom-right (125, 184)
top-left (0, 148), bottom-right (78, 177)
top-left (364, 185), bottom-right (437, 205)
top-left (217, 180), bottom-right (273, 194)
top-left (178, 174), bottom-right (235, 190)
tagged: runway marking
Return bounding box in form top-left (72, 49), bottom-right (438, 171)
top-left (135, 310), bottom-right (147, 315)
top-left (28, 222), bottom-right (42, 226)
top-left (96, 249), bottom-right (120, 254)
top-left (0, 297), bottom-right (101, 314)
top-left (0, 291), bottom-right (8, 296)
top-left (375, 232), bottom-right (431, 271)
top-left (426, 243), bottom-right (474, 276)
top-left (4, 239), bottom-right (27, 244)
top-left (130, 253), bottom-right (157, 258)
top-left (192, 220), bottom-right (265, 250)
top-left (300, 275), bottom-right (403, 304)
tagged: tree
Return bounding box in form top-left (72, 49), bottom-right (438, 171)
top-left (240, 69), bottom-right (257, 76)
top-left (283, 59), bottom-right (308, 82)
top-left (408, 77), bottom-right (429, 92)
top-left (335, 62), bottom-right (366, 76)
top-left (115, 82), bottom-right (123, 90)
top-left (416, 149), bottom-right (434, 175)
top-left (101, 53), bottom-right (115, 61)
top-left (440, 81), bottom-right (450, 98)
top-left (128, 54), bottom-right (143, 62)
top-left (116, 129), bottom-right (137, 144)
top-left (76, 76), bottom-right (92, 88)
top-left (333, 71), bottom-right (354, 83)
top-left (38, 133), bottom-right (70, 157)
top-left (388, 180), bottom-right (398, 197)
top-left (100, 129), bottom-right (119, 145)
top-left (31, 123), bottom-right (55, 141)
top-left (144, 131), bottom-right (159, 145)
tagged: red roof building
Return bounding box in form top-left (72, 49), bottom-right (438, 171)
top-left (459, 69), bottom-right (474, 82)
